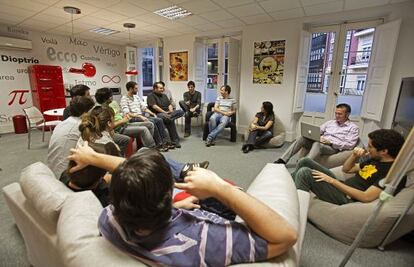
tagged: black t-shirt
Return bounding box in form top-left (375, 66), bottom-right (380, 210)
top-left (63, 107), bottom-right (71, 120)
top-left (183, 91), bottom-right (201, 109)
top-left (147, 92), bottom-right (171, 113)
top-left (345, 159), bottom-right (406, 194)
top-left (255, 112), bottom-right (275, 134)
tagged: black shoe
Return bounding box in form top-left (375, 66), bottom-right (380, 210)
top-left (243, 146), bottom-right (250, 153)
top-left (184, 132), bottom-right (190, 138)
top-left (180, 161), bottom-right (210, 178)
top-left (205, 139), bottom-right (212, 147)
top-left (156, 145), bottom-right (169, 152)
top-left (167, 143), bottom-right (175, 149)
top-left (274, 158), bottom-right (286, 164)
top-left (241, 145), bottom-right (246, 151)
top-left (175, 143), bottom-right (181, 148)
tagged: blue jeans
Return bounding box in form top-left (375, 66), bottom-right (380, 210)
top-left (148, 116), bottom-right (169, 145)
top-left (207, 113), bottom-right (230, 141)
top-left (137, 148), bottom-right (184, 181)
top-left (245, 130), bottom-right (273, 147)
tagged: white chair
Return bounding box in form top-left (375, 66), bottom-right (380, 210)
top-left (22, 106), bottom-right (61, 149)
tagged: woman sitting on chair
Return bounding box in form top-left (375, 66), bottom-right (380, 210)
top-left (242, 101), bottom-right (275, 153)
top-left (78, 106), bottom-right (121, 156)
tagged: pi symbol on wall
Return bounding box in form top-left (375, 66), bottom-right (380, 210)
top-left (8, 89), bottom-right (30, 105)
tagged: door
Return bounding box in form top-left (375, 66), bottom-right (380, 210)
top-left (299, 20), bottom-right (383, 128)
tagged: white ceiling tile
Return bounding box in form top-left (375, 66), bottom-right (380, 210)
top-left (172, 25), bottom-right (199, 34)
top-left (211, 0), bottom-right (256, 8)
top-left (31, 12), bottom-right (71, 24)
top-left (53, 0), bottom-right (100, 15)
top-left (192, 23), bottom-right (221, 31)
top-left (169, 0), bottom-right (189, 4)
top-left (304, 1), bottom-right (344, 16)
top-left (178, 15), bottom-right (211, 26)
top-left (105, 19), bottom-right (150, 31)
top-left (31, 0), bottom-right (63, 4)
top-left (344, 0), bottom-right (389, 10)
top-left (214, 18), bottom-right (245, 27)
top-left (157, 30), bottom-right (182, 37)
top-left (180, 0), bottom-right (221, 14)
top-left (19, 19), bottom-right (61, 30)
top-left (75, 16), bottom-right (113, 26)
top-left (90, 9), bottom-right (128, 23)
top-left (390, 0), bottom-right (410, 3)
top-left (107, 1), bottom-right (148, 17)
top-left (269, 8), bottom-right (305, 21)
top-left (157, 21), bottom-right (187, 30)
top-left (259, 0), bottom-right (302, 12)
top-left (41, 6), bottom-right (86, 19)
top-left (0, 4), bottom-right (36, 18)
top-left (301, 0), bottom-right (343, 6)
top-left (142, 24), bottom-right (168, 33)
top-left (228, 3), bottom-right (266, 17)
top-left (0, 12), bottom-right (29, 24)
top-left (240, 13), bottom-right (273, 25)
top-left (127, 0), bottom-right (172, 12)
top-left (0, 0), bottom-right (49, 12)
top-left (199, 10), bottom-right (234, 21)
top-left (78, 0), bottom-right (121, 8)
top-left (137, 13), bottom-right (171, 24)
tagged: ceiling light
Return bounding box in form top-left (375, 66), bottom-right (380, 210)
top-left (154, 5), bottom-right (192, 20)
top-left (90, 27), bottom-right (120, 36)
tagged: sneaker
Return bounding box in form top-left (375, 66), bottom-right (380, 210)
top-left (156, 145), bottom-right (169, 152)
top-left (274, 158), bottom-right (286, 165)
top-left (184, 132), bottom-right (190, 138)
top-left (167, 143), bottom-right (175, 149)
top-left (175, 143), bottom-right (182, 148)
top-left (205, 139), bottom-right (212, 147)
top-left (180, 161), bottom-right (210, 178)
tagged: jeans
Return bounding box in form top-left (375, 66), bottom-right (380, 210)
top-left (207, 113), bottom-right (230, 141)
top-left (136, 148), bottom-right (184, 181)
top-left (113, 133), bottom-right (130, 156)
top-left (279, 136), bottom-right (338, 163)
top-left (245, 130), bottom-right (273, 147)
top-left (148, 117), bottom-right (169, 145)
top-left (292, 158), bottom-right (352, 205)
top-left (120, 122), bottom-right (155, 148)
top-left (179, 100), bottom-right (200, 134)
top-left (157, 110), bottom-right (184, 144)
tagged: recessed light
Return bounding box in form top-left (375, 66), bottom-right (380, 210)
top-left (154, 5), bottom-right (192, 20)
top-left (90, 27), bottom-right (120, 36)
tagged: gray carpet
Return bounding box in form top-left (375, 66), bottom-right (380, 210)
top-left (0, 128), bottom-right (413, 267)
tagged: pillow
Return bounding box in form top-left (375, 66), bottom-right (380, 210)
top-left (20, 162), bottom-right (72, 224)
top-left (57, 191), bottom-right (146, 267)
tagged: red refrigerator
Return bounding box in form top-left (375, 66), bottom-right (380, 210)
top-left (28, 65), bottom-right (66, 121)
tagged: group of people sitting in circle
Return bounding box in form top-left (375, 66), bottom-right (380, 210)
top-left (45, 80), bottom-right (407, 266)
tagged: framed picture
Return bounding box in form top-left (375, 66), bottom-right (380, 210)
top-left (253, 40), bottom-right (285, 84)
top-left (169, 51), bottom-right (188, 81)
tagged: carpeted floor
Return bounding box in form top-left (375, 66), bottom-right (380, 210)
top-left (0, 128), bottom-right (413, 266)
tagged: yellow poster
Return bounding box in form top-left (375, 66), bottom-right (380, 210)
top-left (253, 40), bottom-right (285, 84)
top-left (169, 51), bottom-right (188, 81)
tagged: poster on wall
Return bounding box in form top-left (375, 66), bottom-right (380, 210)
top-left (169, 51), bottom-right (188, 81)
top-left (253, 40), bottom-right (285, 84)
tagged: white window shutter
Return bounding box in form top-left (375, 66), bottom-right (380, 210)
top-left (292, 30), bottom-right (311, 113)
top-left (228, 38), bottom-right (240, 104)
top-left (361, 19), bottom-right (401, 121)
top-left (194, 40), bottom-right (207, 102)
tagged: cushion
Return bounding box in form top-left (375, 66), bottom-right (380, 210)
top-left (235, 163), bottom-right (300, 266)
top-left (57, 191), bottom-right (146, 267)
top-left (308, 184), bottom-right (414, 247)
top-left (20, 162), bottom-right (72, 224)
top-left (243, 114), bottom-right (286, 148)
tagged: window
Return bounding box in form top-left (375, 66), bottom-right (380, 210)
top-left (140, 47), bottom-right (156, 96)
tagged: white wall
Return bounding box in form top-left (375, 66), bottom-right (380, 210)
top-left (239, 1), bottom-right (414, 140)
top-left (162, 34), bottom-right (196, 103)
top-left (0, 25), bottom-right (126, 133)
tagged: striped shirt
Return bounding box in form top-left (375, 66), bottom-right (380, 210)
top-left (320, 119), bottom-right (359, 150)
top-left (98, 206), bottom-right (267, 267)
top-left (120, 95), bottom-right (147, 116)
top-left (215, 97), bottom-right (237, 112)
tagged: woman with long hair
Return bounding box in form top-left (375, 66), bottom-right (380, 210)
top-left (242, 101), bottom-right (275, 153)
top-left (78, 106), bottom-right (121, 155)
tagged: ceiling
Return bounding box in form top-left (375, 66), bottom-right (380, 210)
top-left (0, 0), bottom-right (408, 45)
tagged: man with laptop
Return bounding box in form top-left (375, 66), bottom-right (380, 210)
top-left (274, 103), bottom-right (359, 165)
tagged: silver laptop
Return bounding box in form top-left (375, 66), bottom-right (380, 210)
top-left (301, 122), bottom-right (321, 142)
